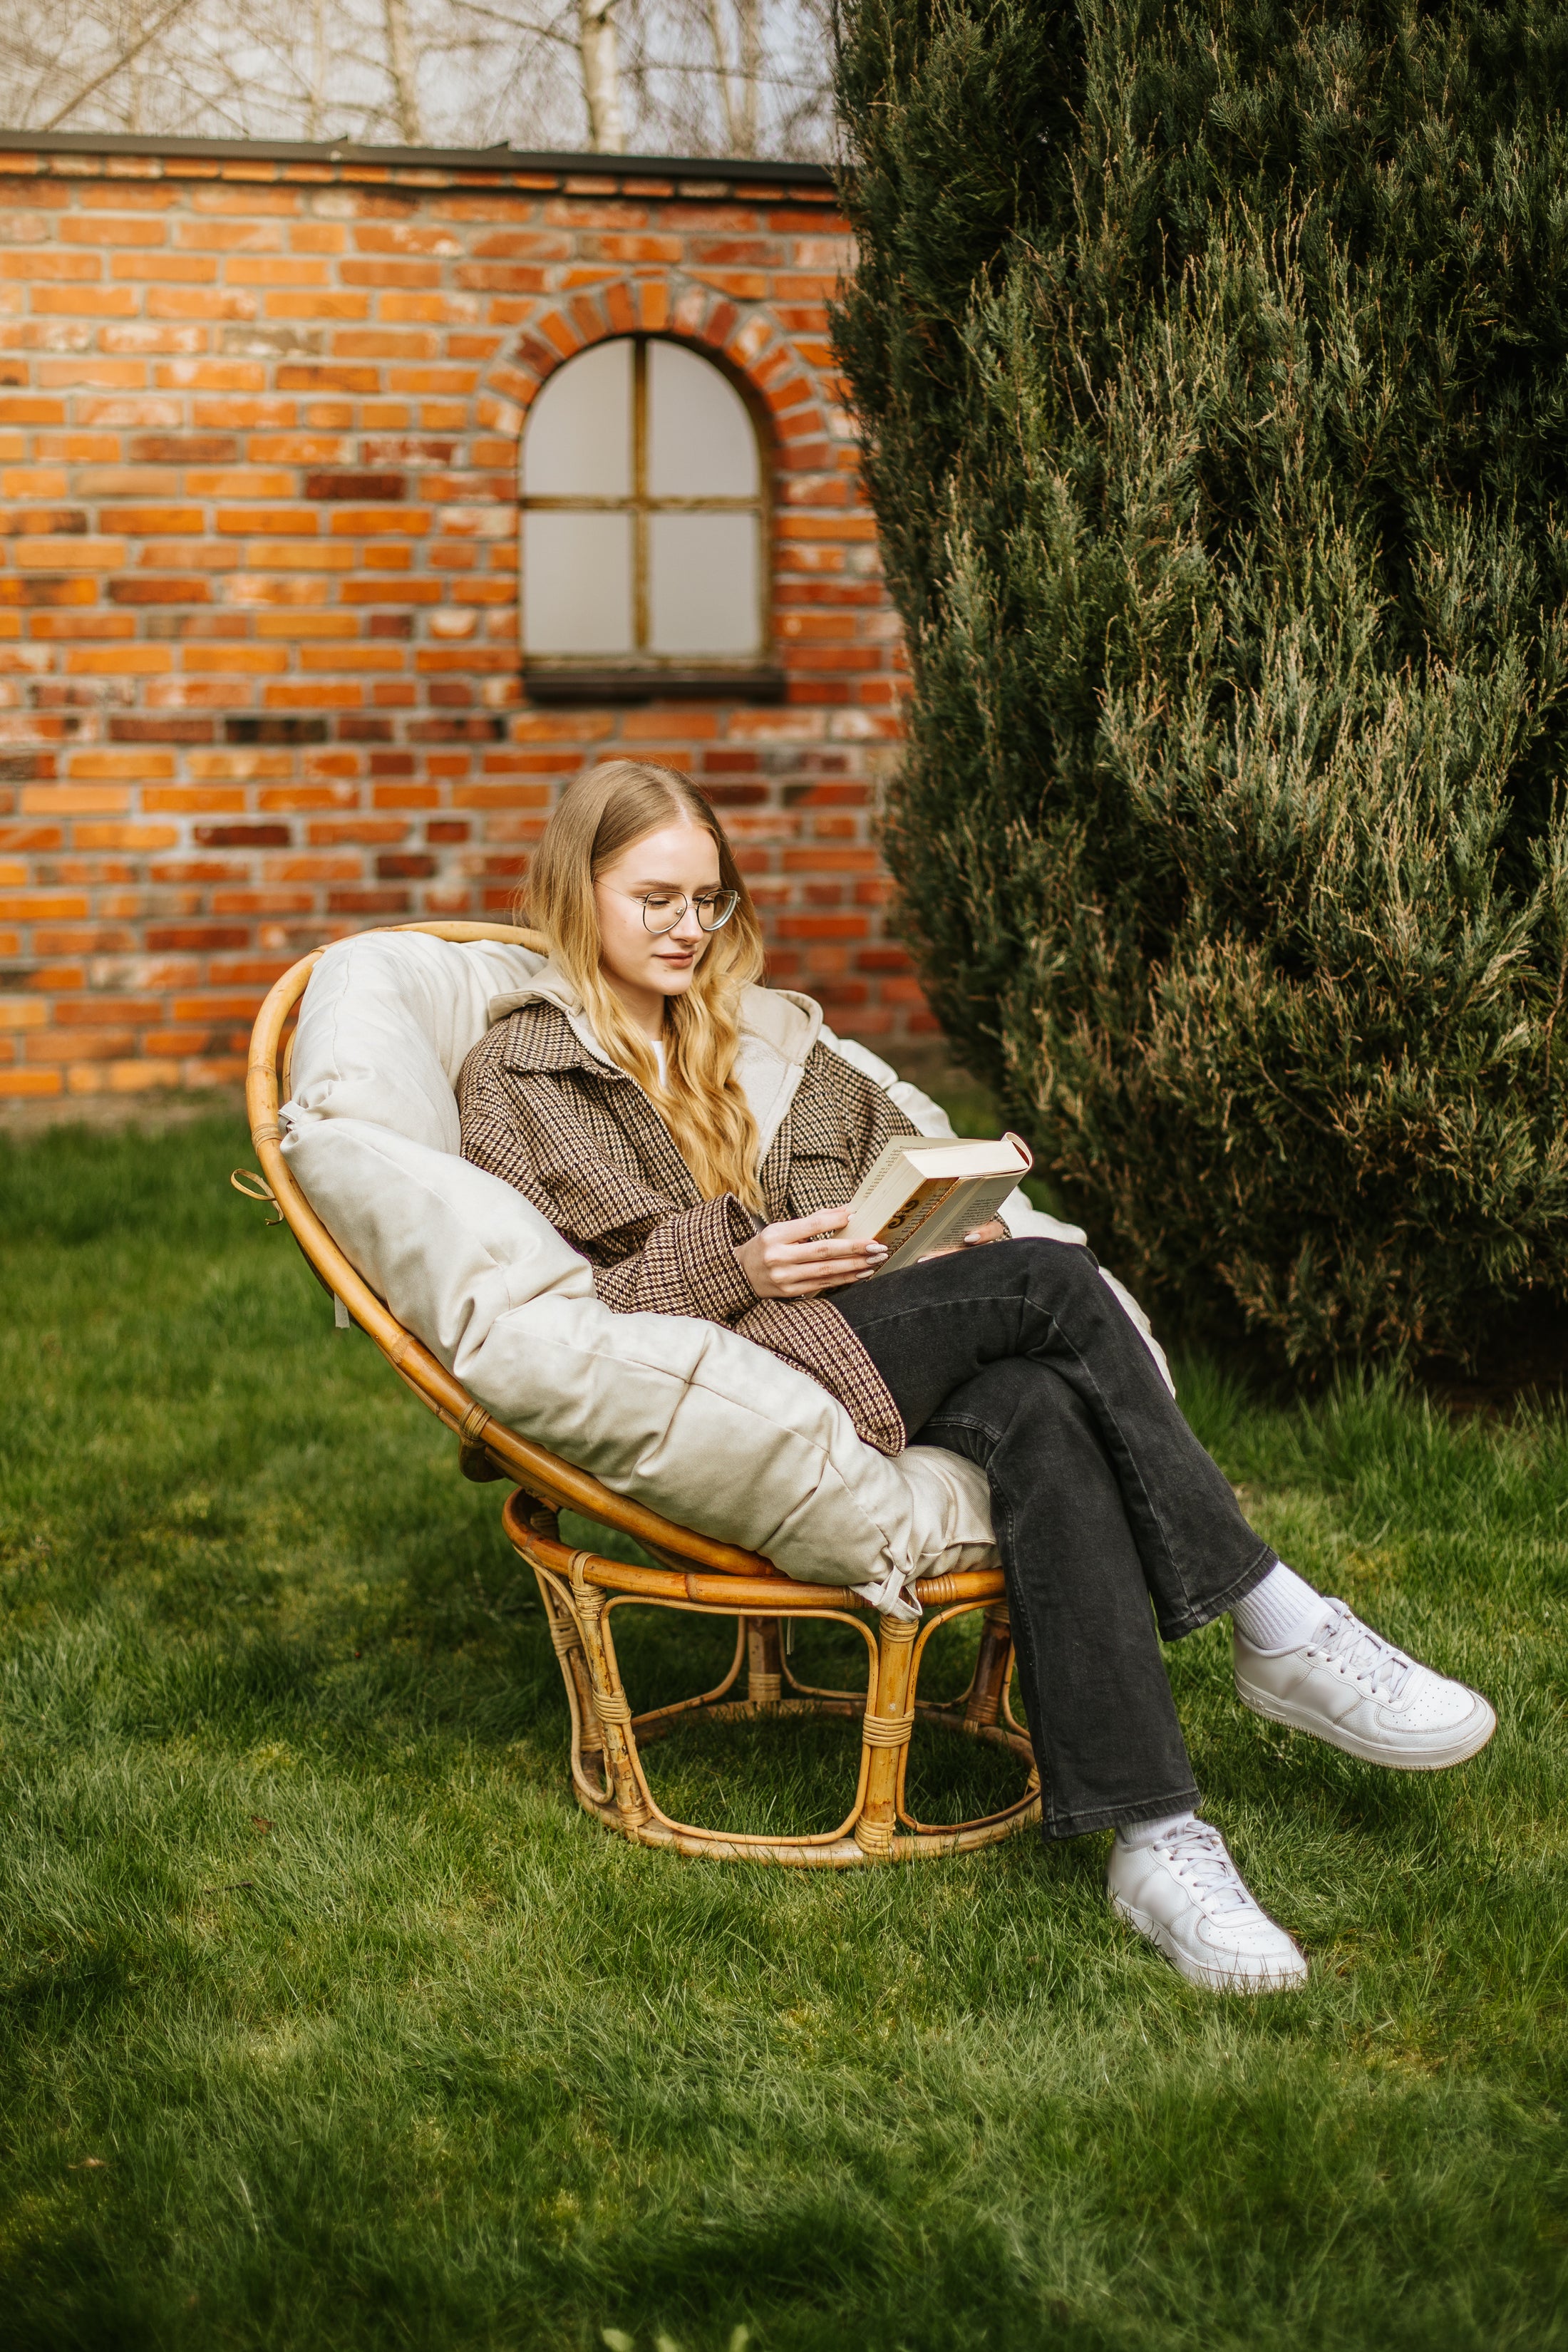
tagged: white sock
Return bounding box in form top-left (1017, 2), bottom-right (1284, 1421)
top-left (1232, 1561), bottom-right (1329, 1653)
top-left (1116, 1807), bottom-right (1201, 1850)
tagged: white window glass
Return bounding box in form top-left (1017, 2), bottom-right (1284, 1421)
top-left (523, 511), bottom-right (634, 654)
top-left (521, 336), bottom-right (768, 667)
top-left (522, 337), bottom-right (631, 498)
top-left (649, 514), bottom-right (761, 655)
top-left (646, 340), bottom-right (758, 499)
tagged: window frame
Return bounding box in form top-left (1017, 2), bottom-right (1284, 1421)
top-left (520, 333), bottom-right (783, 703)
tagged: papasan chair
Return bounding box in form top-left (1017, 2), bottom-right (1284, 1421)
top-left (240, 919), bottom-right (1161, 1865)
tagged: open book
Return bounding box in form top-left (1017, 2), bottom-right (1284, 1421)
top-left (842, 1133), bottom-right (1033, 1276)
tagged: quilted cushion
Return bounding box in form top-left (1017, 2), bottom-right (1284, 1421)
top-left (288, 929), bottom-right (548, 1155)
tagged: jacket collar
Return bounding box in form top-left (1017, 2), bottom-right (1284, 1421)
top-left (485, 959), bottom-right (822, 1153)
top-left (494, 996), bottom-right (617, 1082)
top-left (488, 957), bottom-right (619, 1073)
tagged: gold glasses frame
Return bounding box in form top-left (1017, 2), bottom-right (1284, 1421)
top-left (621, 887), bottom-right (741, 937)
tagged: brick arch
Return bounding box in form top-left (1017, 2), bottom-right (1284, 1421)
top-left (473, 272), bottom-right (841, 480)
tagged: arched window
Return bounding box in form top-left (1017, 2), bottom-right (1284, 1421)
top-left (521, 336), bottom-right (778, 698)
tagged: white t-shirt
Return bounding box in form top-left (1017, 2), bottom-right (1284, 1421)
top-left (652, 1039), bottom-right (667, 1085)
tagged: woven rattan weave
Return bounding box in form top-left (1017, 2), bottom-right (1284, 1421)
top-left (244, 922), bottom-right (1041, 1865)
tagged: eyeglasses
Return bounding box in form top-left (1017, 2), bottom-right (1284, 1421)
top-left (626, 889), bottom-right (741, 936)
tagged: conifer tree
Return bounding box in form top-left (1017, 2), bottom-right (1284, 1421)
top-left (834, 0), bottom-right (1568, 1366)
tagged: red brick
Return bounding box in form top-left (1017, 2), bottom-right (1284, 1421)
top-left (304, 471), bottom-right (406, 500)
top-left (143, 924), bottom-right (253, 951)
top-left (108, 581), bottom-right (216, 611)
top-left (192, 824), bottom-right (292, 848)
top-left (0, 155), bottom-right (917, 1064)
top-left (775, 914), bottom-right (872, 940)
top-left (0, 249), bottom-right (101, 281)
top-left (326, 887), bottom-right (411, 915)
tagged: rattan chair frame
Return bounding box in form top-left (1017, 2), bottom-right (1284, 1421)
top-left (244, 919), bottom-right (1041, 1866)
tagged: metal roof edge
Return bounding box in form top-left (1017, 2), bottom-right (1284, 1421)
top-left (0, 128), bottom-right (837, 185)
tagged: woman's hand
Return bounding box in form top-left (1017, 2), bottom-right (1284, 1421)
top-left (736, 1207), bottom-right (887, 1299)
top-left (916, 1217), bottom-right (1008, 1264)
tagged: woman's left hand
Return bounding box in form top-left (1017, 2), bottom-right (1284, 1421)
top-left (917, 1217), bottom-right (1006, 1264)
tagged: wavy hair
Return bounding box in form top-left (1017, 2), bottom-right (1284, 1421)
top-left (522, 760), bottom-right (766, 1208)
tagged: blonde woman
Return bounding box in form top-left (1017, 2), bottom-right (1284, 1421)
top-left (459, 760), bottom-right (1495, 1996)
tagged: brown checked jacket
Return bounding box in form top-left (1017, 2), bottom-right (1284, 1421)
top-left (455, 976), bottom-right (922, 1455)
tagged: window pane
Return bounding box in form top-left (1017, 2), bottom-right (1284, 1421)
top-left (522, 339), bottom-right (631, 498)
top-left (524, 511), bottom-right (634, 655)
top-left (648, 513), bottom-right (762, 656)
top-left (647, 341), bottom-right (759, 499)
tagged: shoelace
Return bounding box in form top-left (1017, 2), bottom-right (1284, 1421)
top-left (1306, 1599), bottom-right (1416, 1705)
top-left (1150, 1822), bottom-right (1254, 1914)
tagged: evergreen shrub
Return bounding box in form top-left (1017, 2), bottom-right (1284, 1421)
top-left (833, 0), bottom-right (1568, 1368)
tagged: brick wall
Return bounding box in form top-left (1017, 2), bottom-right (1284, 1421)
top-left (0, 133), bottom-right (924, 1103)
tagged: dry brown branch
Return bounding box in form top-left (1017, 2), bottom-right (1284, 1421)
top-left (0, 0), bottom-right (833, 157)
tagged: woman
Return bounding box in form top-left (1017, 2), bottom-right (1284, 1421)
top-left (459, 760), bottom-right (1496, 1994)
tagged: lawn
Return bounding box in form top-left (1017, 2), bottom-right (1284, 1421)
top-left (1, 1108), bottom-right (1566, 2351)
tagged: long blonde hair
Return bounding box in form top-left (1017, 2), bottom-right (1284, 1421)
top-left (524, 760), bottom-right (767, 1208)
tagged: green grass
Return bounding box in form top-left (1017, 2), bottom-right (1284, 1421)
top-left (1, 1112), bottom-right (1566, 2351)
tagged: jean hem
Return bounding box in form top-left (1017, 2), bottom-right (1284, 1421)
top-left (1154, 1539), bottom-right (1278, 1643)
top-left (1039, 1783), bottom-right (1202, 1844)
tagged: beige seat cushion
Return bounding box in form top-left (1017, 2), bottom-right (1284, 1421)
top-left (281, 930), bottom-right (998, 1596)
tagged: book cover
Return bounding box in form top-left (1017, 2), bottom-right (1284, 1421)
top-left (844, 1133), bottom-right (1033, 1275)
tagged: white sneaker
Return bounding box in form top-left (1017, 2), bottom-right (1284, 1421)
top-left (1234, 1599), bottom-right (1496, 1770)
top-left (1107, 1820), bottom-right (1308, 1993)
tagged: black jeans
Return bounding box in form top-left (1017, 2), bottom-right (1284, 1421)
top-left (834, 1239), bottom-right (1276, 1840)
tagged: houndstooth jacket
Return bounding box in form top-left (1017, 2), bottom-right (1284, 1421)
top-left (456, 994), bottom-right (922, 1455)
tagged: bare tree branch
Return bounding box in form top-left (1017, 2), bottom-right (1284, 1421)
top-left (0, 0), bottom-right (835, 161)
top-left (383, 0), bottom-right (424, 139)
top-left (43, 0), bottom-right (202, 128)
top-left (444, 0), bottom-right (581, 50)
top-left (703, 0), bottom-right (739, 153)
top-left (738, 0), bottom-right (758, 155)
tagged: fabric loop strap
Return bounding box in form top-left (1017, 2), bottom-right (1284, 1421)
top-left (860, 1711), bottom-right (915, 1748)
top-left (229, 1167), bottom-right (282, 1224)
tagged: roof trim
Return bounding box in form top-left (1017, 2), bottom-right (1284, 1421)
top-left (0, 128), bottom-right (836, 188)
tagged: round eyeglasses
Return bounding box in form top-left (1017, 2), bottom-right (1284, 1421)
top-left (631, 889), bottom-right (740, 936)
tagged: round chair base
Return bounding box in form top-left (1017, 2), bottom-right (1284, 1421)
top-left (503, 1492), bottom-right (1041, 1867)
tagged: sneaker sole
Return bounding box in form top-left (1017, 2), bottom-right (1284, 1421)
top-left (1235, 1678), bottom-right (1497, 1771)
top-left (1108, 1891), bottom-right (1309, 1994)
